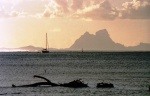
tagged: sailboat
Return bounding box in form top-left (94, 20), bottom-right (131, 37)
top-left (42, 33), bottom-right (49, 53)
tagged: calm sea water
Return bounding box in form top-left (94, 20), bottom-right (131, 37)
top-left (0, 52), bottom-right (150, 96)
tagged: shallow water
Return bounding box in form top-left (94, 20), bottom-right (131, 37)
top-left (0, 52), bottom-right (150, 96)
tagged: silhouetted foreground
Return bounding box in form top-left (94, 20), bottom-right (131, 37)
top-left (12, 75), bottom-right (88, 88)
top-left (59, 79), bottom-right (88, 88)
top-left (12, 75), bottom-right (118, 88)
top-left (96, 82), bottom-right (114, 88)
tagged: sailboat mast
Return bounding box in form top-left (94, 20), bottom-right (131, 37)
top-left (46, 33), bottom-right (47, 50)
top-left (42, 33), bottom-right (49, 53)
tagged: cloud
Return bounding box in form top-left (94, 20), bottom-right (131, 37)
top-left (9, 11), bottom-right (19, 17)
top-left (43, 6), bottom-right (52, 17)
top-left (43, 0), bottom-right (150, 20)
top-left (71, 0), bottom-right (84, 11)
top-left (51, 0), bottom-right (118, 20)
top-left (12, 0), bottom-right (46, 14)
top-left (119, 0), bottom-right (150, 19)
top-left (1, 0), bottom-right (150, 20)
top-left (0, 0), bottom-right (47, 18)
top-left (0, 9), bottom-right (28, 18)
top-left (42, 1), bottom-right (65, 18)
top-left (73, 0), bottom-right (118, 20)
top-left (54, 0), bottom-right (69, 13)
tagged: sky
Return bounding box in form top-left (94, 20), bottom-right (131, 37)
top-left (0, 0), bottom-right (150, 49)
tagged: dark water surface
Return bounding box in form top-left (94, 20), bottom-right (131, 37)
top-left (0, 52), bottom-right (150, 96)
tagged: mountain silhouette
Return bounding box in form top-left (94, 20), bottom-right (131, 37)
top-left (127, 43), bottom-right (150, 51)
top-left (18, 45), bottom-right (57, 52)
top-left (0, 29), bottom-right (150, 52)
top-left (18, 45), bottom-right (42, 51)
top-left (70, 29), bottom-right (125, 51)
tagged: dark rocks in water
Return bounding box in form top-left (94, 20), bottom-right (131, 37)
top-left (60, 79), bottom-right (88, 88)
top-left (96, 82), bottom-right (114, 88)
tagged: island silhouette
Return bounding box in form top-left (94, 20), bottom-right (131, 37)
top-left (69, 29), bottom-right (150, 51)
top-left (70, 29), bottom-right (125, 51)
top-left (0, 29), bottom-right (150, 51)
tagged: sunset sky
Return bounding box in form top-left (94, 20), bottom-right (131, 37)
top-left (0, 0), bottom-right (150, 49)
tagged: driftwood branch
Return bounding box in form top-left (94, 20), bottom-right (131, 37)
top-left (12, 75), bottom-right (88, 88)
top-left (33, 75), bottom-right (51, 83)
top-left (12, 75), bottom-right (58, 87)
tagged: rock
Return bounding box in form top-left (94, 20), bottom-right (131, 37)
top-left (96, 82), bottom-right (114, 88)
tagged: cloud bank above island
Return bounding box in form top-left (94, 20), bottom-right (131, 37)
top-left (0, 0), bottom-right (150, 20)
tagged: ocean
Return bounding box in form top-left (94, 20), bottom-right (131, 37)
top-left (0, 52), bottom-right (150, 96)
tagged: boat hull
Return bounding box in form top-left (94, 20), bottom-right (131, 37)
top-left (42, 49), bottom-right (49, 53)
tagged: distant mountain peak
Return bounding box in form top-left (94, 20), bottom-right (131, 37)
top-left (69, 29), bottom-right (150, 51)
top-left (95, 29), bottom-right (110, 38)
top-left (96, 29), bottom-right (107, 32)
top-left (70, 29), bottom-right (125, 50)
top-left (83, 31), bottom-right (90, 36)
